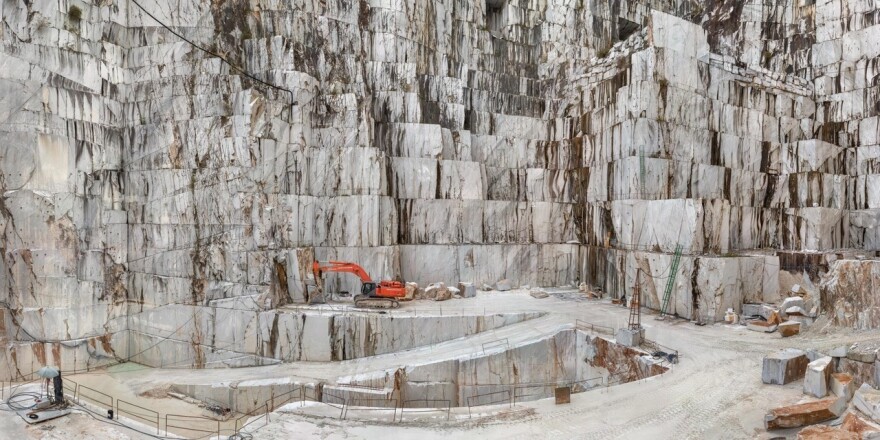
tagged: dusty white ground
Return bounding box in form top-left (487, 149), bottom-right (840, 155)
top-left (2, 289), bottom-right (877, 439)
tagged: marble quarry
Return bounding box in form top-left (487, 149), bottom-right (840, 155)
top-left (2, 0), bottom-right (880, 381)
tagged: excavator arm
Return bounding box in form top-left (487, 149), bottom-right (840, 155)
top-left (312, 261), bottom-right (373, 283)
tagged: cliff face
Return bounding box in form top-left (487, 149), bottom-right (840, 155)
top-left (0, 0), bottom-right (879, 377)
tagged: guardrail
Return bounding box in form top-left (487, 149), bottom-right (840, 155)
top-left (165, 414), bottom-right (220, 439)
top-left (269, 386), bottom-right (304, 411)
top-left (466, 390), bottom-right (511, 417)
top-left (117, 399), bottom-right (160, 434)
top-left (401, 399), bottom-right (451, 421)
top-left (321, 390), bottom-right (347, 418)
top-left (234, 403), bottom-right (270, 434)
top-left (575, 319), bottom-right (616, 335)
top-left (62, 378), bottom-right (78, 401)
top-left (78, 384), bottom-right (113, 410)
top-left (343, 397), bottom-right (398, 421)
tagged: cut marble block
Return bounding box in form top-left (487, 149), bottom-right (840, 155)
top-left (764, 397), bottom-right (846, 430)
top-left (804, 356), bottom-right (834, 398)
top-left (831, 373), bottom-right (856, 402)
top-left (763, 349), bottom-right (809, 385)
top-left (855, 384), bottom-right (880, 423)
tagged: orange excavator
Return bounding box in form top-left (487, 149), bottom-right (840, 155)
top-left (311, 261), bottom-right (406, 309)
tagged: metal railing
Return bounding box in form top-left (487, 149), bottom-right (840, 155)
top-left (234, 403), bottom-right (270, 434)
top-left (117, 399), bottom-right (160, 434)
top-left (466, 390), bottom-right (512, 417)
top-left (343, 397), bottom-right (399, 421)
top-left (77, 384), bottom-right (113, 410)
top-left (400, 399), bottom-right (451, 421)
top-left (575, 319), bottom-right (615, 335)
top-left (165, 414), bottom-right (220, 439)
top-left (321, 390), bottom-right (347, 418)
top-left (268, 386), bottom-right (304, 411)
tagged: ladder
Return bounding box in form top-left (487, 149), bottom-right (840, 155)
top-left (659, 245), bottom-right (683, 318)
top-left (628, 270), bottom-right (641, 330)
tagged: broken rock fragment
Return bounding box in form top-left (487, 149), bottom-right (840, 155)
top-left (854, 384), bottom-right (880, 423)
top-left (795, 425), bottom-right (859, 440)
top-left (778, 321), bottom-right (800, 337)
top-left (847, 343), bottom-right (879, 363)
top-left (781, 296), bottom-right (806, 313)
top-left (424, 282), bottom-right (448, 301)
top-left (495, 279), bottom-right (512, 291)
top-left (404, 282), bottom-right (419, 300)
top-left (764, 397), bottom-right (846, 430)
top-left (763, 348), bottom-right (809, 385)
top-left (840, 412), bottom-right (880, 437)
top-left (529, 289), bottom-right (549, 299)
top-left (748, 320), bottom-right (778, 333)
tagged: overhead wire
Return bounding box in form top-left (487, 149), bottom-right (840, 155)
top-left (128, 0), bottom-right (298, 108)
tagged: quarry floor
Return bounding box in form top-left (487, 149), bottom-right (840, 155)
top-left (4, 289), bottom-right (880, 440)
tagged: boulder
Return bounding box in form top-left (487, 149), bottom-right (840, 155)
top-left (404, 282), bottom-right (419, 300)
top-left (764, 397), bottom-right (846, 430)
top-left (768, 310), bottom-right (783, 325)
top-left (779, 321), bottom-right (801, 337)
top-left (763, 349), bottom-right (809, 385)
top-left (854, 384), bottom-right (880, 423)
top-left (848, 343), bottom-right (879, 363)
top-left (742, 303), bottom-right (776, 319)
top-left (578, 282), bottom-right (588, 293)
top-left (788, 315), bottom-right (815, 328)
top-left (529, 289), bottom-right (549, 299)
top-left (495, 279), bottom-right (513, 291)
top-left (795, 425), bottom-right (859, 440)
top-left (446, 286), bottom-right (460, 299)
top-left (840, 412), bottom-right (880, 437)
top-left (424, 282), bottom-right (448, 301)
top-left (480, 283), bottom-right (493, 291)
top-left (804, 356), bottom-right (834, 398)
top-left (434, 288), bottom-right (452, 301)
top-left (786, 306), bottom-right (808, 316)
top-left (831, 373), bottom-right (855, 402)
top-left (458, 282), bottom-right (477, 298)
top-left (829, 346), bottom-right (848, 358)
top-left (838, 358), bottom-right (876, 389)
top-left (781, 296), bottom-right (805, 311)
top-left (747, 320), bottom-right (777, 333)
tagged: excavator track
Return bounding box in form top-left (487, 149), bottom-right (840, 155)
top-left (353, 295), bottom-right (399, 309)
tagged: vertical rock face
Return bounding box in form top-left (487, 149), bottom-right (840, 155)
top-left (1, 0), bottom-right (880, 375)
top-left (822, 260), bottom-right (880, 329)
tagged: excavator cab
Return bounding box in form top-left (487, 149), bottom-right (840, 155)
top-left (361, 282), bottom-right (377, 297)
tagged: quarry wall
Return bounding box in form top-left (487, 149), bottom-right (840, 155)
top-left (1, 0), bottom-right (880, 377)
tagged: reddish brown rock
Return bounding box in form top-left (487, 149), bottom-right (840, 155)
top-left (796, 425), bottom-right (858, 440)
top-left (748, 320), bottom-right (778, 333)
top-left (764, 397), bottom-right (846, 430)
top-left (838, 358), bottom-right (877, 388)
top-left (830, 373), bottom-right (855, 401)
top-left (840, 412), bottom-right (880, 437)
top-left (779, 321), bottom-right (801, 337)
